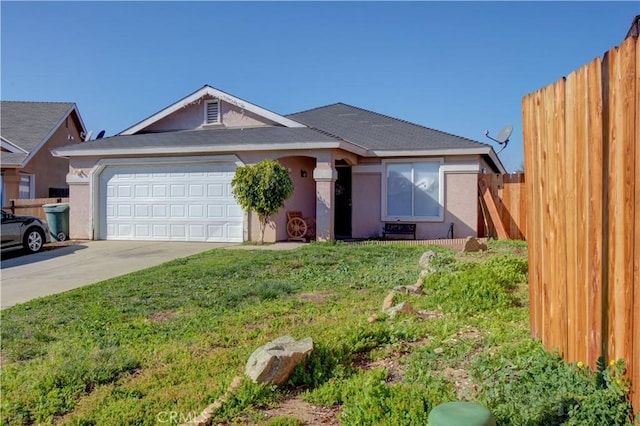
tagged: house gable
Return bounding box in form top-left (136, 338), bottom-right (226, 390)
top-left (119, 85), bottom-right (306, 135)
top-left (141, 95), bottom-right (284, 133)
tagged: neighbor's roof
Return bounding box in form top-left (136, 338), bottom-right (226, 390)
top-left (0, 101), bottom-right (81, 153)
top-left (287, 103), bottom-right (491, 153)
top-left (51, 126), bottom-right (350, 157)
top-left (0, 151), bottom-right (28, 167)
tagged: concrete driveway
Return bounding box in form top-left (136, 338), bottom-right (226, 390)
top-left (0, 240), bottom-right (238, 309)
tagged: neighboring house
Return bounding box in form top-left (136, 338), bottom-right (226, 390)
top-left (1, 101), bottom-right (87, 206)
top-left (52, 85), bottom-right (505, 242)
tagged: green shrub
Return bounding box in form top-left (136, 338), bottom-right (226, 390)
top-left (1, 346), bottom-right (140, 424)
top-left (338, 369), bottom-right (444, 426)
top-left (424, 253), bottom-right (527, 314)
top-left (288, 343), bottom-right (354, 389)
top-left (471, 343), bottom-right (635, 426)
top-left (483, 254), bottom-right (528, 287)
top-left (265, 416), bottom-right (303, 426)
top-left (214, 380), bottom-right (278, 422)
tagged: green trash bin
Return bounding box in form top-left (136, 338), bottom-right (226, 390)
top-left (43, 203), bottom-right (70, 242)
top-left (428, 401), bottom-right (496, 426)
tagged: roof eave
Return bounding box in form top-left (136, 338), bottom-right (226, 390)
top-left (368, 147), bottom-right (488, 157)
top-left (52, 141), bottom-right (364, 158)
top-left (484, 148), bottom-right (507, 174)
top-left (368, 147), bottom-right (507, 173)
top-left (0, 161), bottom-right (23, 168)
top-left (1, 136), bottom-right (28, 154)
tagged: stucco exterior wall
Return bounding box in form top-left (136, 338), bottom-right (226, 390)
top-left (65, 150), bottom-right (482, 243)
top-left (67, 156), bottom-right (103, 240)
top-left (351, 173), bottom-right (382, 238)
top-left (276, 156), bottom-right (317, 241)
top-left (68, 182), bottom-right (91, 239)
top-left (143, 97), bottom-right (279, 132)
top-left (440, 172), bottom-right (478, 239)
top-left (350, 159), bottom-right (480, 240)
top-left (23, 119), bottom-right (83, 197)
top-left (242, 155), bottom-right (316, 243)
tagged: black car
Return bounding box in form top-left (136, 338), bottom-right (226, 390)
top-left (1, 209), bottom-right (51, 254)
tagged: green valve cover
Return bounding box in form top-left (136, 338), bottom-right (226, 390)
top-left (428, 401), bottom-right (496, 426)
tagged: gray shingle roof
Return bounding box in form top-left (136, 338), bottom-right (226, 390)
top-left (54, 126), bottom-right (341, 153)
top-left (0, 151), bottom-right (28, 167)
top-left (287, 103), bottom-right (491, 151)
top-left (1, 101), bottom-right (75, 152)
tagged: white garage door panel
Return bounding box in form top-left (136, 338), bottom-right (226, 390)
top-left (100, 164), bottom-right (243, 242)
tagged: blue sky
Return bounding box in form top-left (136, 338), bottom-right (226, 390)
top-left (2, 1), bottom-right (638, 172)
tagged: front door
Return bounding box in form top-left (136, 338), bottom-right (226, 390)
top-left (334, 166), bottom-right (352, 238)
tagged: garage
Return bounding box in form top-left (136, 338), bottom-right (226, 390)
top-left (99, 163), bottom-right (243, 242)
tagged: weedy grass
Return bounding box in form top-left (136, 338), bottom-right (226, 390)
top-left (1, 240), bottom-right (636, 425)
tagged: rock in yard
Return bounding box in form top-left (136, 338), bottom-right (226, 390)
top-left (415, 269), bottom-right (431, 289)
top-left (245, 336), bottom-right (314, 385)
top-left (382, 291), bottom-right (396, 311)
top-left (419, 250), bottom-right (438, 270)
top-left (393, 285), bottom-right (423, 295)
top-left (387, 301), bottom-right (416, 319)
top-left (462, 237), bottom-right (488, 253)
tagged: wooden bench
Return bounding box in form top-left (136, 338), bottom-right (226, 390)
top-left (383, 223), bottom-right (416, 240)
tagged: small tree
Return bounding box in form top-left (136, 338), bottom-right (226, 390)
top-left (231, 159), bottom-right (294, 243)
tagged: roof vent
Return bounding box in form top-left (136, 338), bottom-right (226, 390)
top-left (205, 100), bottom-right (220, 124)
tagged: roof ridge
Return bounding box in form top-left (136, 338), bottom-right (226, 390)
top-left (286, 102), bottom-right (343, 117)
top-left (335, 102), bottom-right (490, 148)
top-left (0, 100), bottom-right (75, 105)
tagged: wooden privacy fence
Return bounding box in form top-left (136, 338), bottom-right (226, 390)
top-left (478, 173), bottom-right (527, 240)
top-left (1, 198), bottom-right (69, 223)
top-left (523, 35), bottom-right (639, 412)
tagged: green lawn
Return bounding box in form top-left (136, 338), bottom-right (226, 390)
top-left (0, 241), bottom-right (635, 425)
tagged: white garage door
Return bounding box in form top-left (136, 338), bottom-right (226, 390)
top-left (99, 164), bottom-right (243, 242)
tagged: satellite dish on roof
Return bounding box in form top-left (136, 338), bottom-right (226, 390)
top-left (484, 124), bottom-right (513, 154)
top-left (96, 130), bottom-right (106, 139)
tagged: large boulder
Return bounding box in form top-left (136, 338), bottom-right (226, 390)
top-left (462, 237), bottom-right (488, 253)
top-left (419, 250), bottom-right (438, 270)
top-left (245, 336), bottom-right (314, 385)
top-left (386, 301), bottom-right (416, 319)
top-left (382, 291), bottom-right (397, 311)
top-left (393, 285), bottom-right (423, 295)
top-left (415, 269), bottom-right (431, 289)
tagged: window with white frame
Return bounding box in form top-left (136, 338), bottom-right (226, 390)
top-left (19, 174), bottom-right (34, 199)
top-left (204, 100), bottom-right (220, 125)
top-left (384, 160), bottom-right (443, 220)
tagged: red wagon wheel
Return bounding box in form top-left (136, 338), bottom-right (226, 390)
top-left (287, 217), bottom-right (307, 240)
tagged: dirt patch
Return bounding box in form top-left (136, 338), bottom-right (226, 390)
top-left (298, 291), bottom-right (337, 304)
top-left (147, 311), bottom-right (181, 323)
top-left (354, 337), bottom-right (431, 384)
top-left (444, 325), bottom-right (483, 344)
top-left (416, 310), bottom-right (445, 320)
top-left (440, 326), bottom-right (484, 399)
top-left (262, 398), bottom-right (341, 425)
top-left (443, 366), bottom-right (477, 400)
